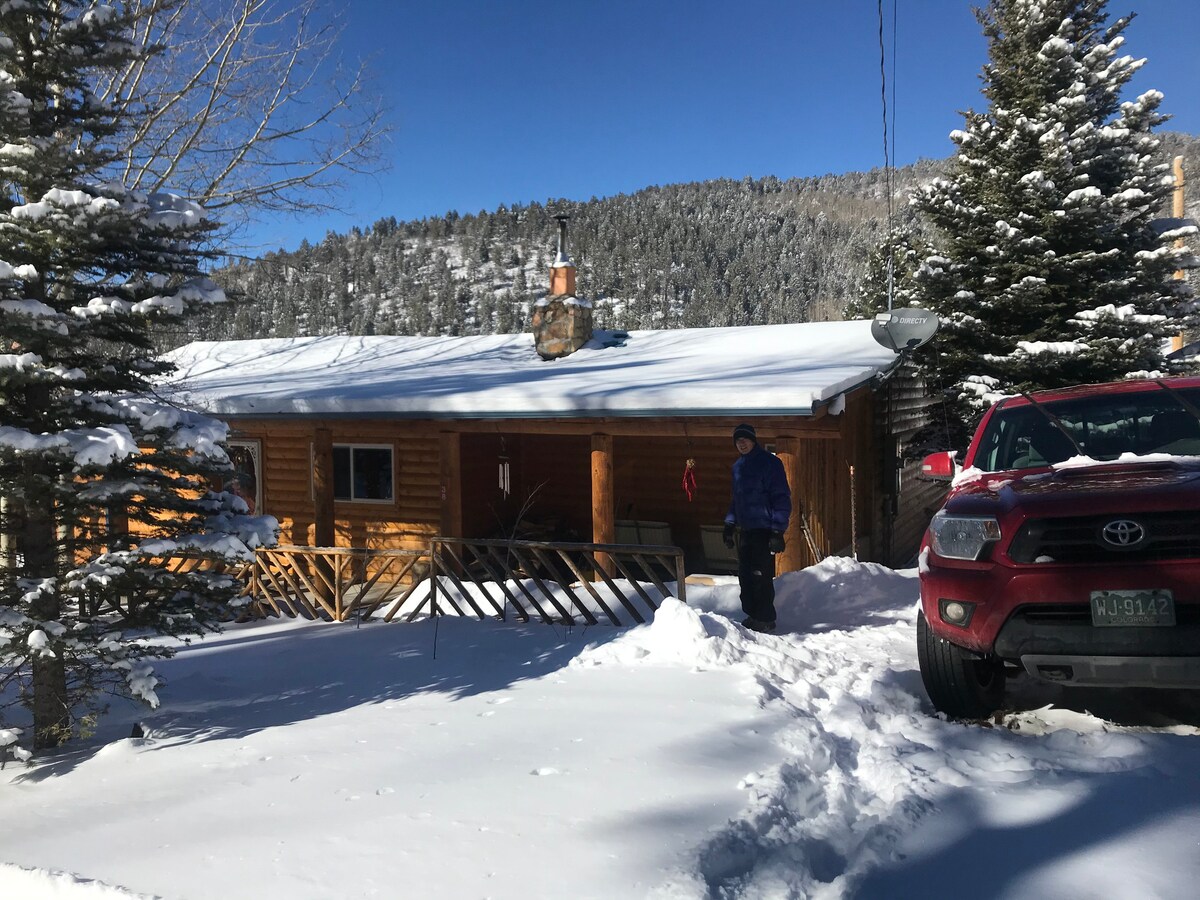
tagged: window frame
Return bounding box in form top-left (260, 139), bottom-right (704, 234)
top-left (324, 442), bottom-right (395, 504)
top-left (225, 438), bottom-right (263, 514)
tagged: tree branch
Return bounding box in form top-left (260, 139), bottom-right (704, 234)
top-left (92, 0), bottom-right (390, 224)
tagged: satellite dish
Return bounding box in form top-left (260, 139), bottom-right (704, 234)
top-left (871, 308), bottom-right (939, 353)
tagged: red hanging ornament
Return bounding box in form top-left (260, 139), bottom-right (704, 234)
top-left (681, 458), bottom-right (698, 501)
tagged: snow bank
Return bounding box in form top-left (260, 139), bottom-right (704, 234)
top-left (0, 864), bottom-right (158, 900)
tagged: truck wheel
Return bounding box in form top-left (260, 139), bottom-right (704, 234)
top-left (917, 611), bottom-right (1005, 719)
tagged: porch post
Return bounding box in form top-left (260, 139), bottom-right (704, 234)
top-left (308, 429), bottom-right (337, 611)
top-left (439, 431), bottom-right (463, 538)
top-left (312, 427), bottom-right (335, 548)
top-left (775, 436), bottom-right (805, 574)
top-left (591, 433), bottom-right (614, 574)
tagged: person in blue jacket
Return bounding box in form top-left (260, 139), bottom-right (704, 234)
top-left (723, 423), bottom-right (792, 632)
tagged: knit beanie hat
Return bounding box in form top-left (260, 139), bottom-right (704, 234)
top-left (732, 423), bottom-right (757, 444)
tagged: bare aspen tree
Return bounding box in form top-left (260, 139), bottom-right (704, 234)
top-left (1, 1), bottom-right (281, 751)
top-left (92, 0), bottom-right (390, 228)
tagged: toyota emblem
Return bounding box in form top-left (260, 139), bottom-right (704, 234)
top-left (1101, 519), bottom-right (1146, 547)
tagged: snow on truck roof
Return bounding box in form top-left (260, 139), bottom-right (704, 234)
top-left (162, 320), bottom-right (900, 420)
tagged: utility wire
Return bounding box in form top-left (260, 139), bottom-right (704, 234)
top-left (878, 0), bottom-right (898, 311)
top-left (877, 0), bottom-right (893, 228)
top-left (891, 0), bottom-right (897, 206)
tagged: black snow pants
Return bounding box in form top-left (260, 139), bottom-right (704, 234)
top-left (737, 528), bottom-right (776, 624)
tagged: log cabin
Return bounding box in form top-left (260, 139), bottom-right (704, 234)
top-left (163, 233), bottom-right (941, 579)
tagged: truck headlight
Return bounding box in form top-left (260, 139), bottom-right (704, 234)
top-left (930, 513), bottom-right (1001, 561)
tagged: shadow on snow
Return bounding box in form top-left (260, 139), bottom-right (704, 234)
top-left (15, 615), bottom-right (622, 781)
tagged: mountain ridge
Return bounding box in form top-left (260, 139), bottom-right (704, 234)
top-left (195, 132), bottom-right (1199, 347)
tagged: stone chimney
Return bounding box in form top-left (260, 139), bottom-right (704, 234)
top-left (531, 214), bottom-right (592, 360)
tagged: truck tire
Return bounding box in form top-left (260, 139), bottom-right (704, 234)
top-left (917, 611), bottom-right (1005, 719)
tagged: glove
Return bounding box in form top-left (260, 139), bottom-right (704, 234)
top-left (768, 531), bottom-right (786, 554)
top-left (722, 523), bottom-right (736, 549)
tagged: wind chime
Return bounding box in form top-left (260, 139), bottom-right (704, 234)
top-left (498, 437), bottom-right (511, 499)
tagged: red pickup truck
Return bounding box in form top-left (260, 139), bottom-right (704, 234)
top-left (917, 376), bottom-right (1200, 718)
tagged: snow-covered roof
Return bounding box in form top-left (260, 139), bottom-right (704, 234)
top-left (162, 321), bottom-right (900, 420)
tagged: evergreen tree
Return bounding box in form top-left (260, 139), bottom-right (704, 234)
top-left (509, 267), bottom-right (530, 329)
top-left (909, 0), bottom-right (1196, 442)
top-left (0, 2), bottom-right (275, 750)
top-left (845, 225), bottom-right (927, 319)
top-left (408, 285), bottom-right (433, 334)
top-left (476, 290), bottom-right (496, 334)
top-left (496, 290), bottom-right (516, 334)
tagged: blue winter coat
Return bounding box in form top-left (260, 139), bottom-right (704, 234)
top-left (725, 444), bottom-right (792, 533)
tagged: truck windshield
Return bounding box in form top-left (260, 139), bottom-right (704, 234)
top-left (973, 387), bottom-right (1200, 472)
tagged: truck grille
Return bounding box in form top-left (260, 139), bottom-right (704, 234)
top-left (1008, 513), bottom-right (1200, 564)
top-left (1007, 603), bottom-right (1200, 626)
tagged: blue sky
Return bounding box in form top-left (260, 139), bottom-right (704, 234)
top-left (247, 0), bottom-right (1200, 254)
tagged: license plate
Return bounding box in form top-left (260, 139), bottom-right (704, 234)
top-left (1090, 590), bottom-right (1175, 626)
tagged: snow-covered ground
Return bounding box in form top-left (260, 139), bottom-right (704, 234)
top-left (4, 558), bottom-right (1200, 899)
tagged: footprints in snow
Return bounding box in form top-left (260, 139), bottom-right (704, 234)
top-left (479, 696), bottom-right (512, 718)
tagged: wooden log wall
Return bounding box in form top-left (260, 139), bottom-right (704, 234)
top-left (773, 389), bottom-right (881, 567)
top-left (612, 433), bottom-right (734, 568)
top-left (605, 394), bottom-right (882, 573)
top-left (440, 432), bottom-right (463, 540)
top-left (459, 433), bottom-right (592, 541)
top-left (869, 361), bottom-right (948, 567)
top-left (231, 420), bottom-right (441, 550)
top-left (891, 459), bottom-right (946, 565)
top-left (838, 387), bottom-right (880, 559)
top-left (512, 434), bottom-right (592, 539)
top-left (229, 396), bottom-right (896, 575)
top-left (791, 437), bottom-right (849, 564)
top-left (460, 433), bottom-right (514, 537)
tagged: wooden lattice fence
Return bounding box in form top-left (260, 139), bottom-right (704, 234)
top-left (249, 538), bottom-right (687, 626)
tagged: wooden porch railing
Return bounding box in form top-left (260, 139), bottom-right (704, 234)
top-left (77, 555), bottom-right (253, 622)
top-left (250, 538), bottom-right (687, 626)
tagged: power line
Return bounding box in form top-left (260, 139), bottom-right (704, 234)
top-left (878, 0), bottom-right (898, 310)
top-left (877, 0), bottom-right (891, 226)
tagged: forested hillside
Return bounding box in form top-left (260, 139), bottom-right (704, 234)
top-left (191, 133), bottom-right (1199, 346)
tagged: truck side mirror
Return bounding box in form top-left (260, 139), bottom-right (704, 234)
top-left (919, 451), bottom-right (957, 482)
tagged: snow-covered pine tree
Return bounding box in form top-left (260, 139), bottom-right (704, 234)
top-left (0, 2), bottom-right (277, 751)
top-left (844, 224), bottom-right (927, 319)
top-left (909, 0), bottom-right (1197, 443)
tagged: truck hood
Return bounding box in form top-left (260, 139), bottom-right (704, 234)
top-left (946, 458), bottom-right (1200, 517)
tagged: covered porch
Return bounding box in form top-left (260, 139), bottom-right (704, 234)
top-left (272, 406), bottom-right (875, 582)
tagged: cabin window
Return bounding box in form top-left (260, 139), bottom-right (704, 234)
top-left (332, 444), bottom-right (394, 502)
top-left (224, 439), bottom-right (262, 514)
